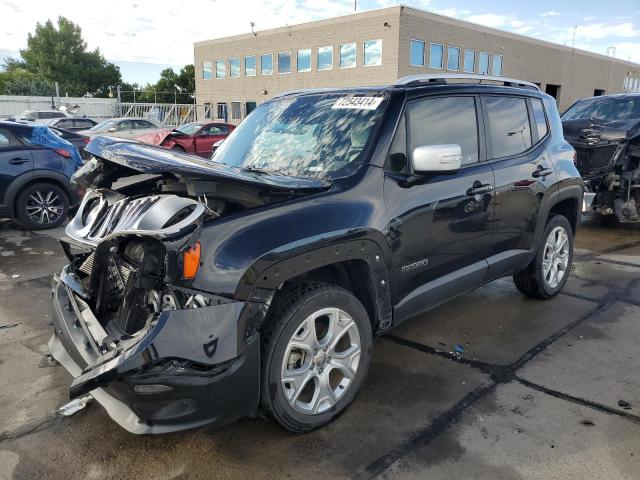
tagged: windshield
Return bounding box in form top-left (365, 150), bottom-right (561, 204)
top-left (212, 93), bottom-right (387, 179)
top-left (89, 119), bottom-right (118, 132)
top-left (175, 123), bottom-right (202, 135)
top-left (562, 97), bottom-right (640, 122)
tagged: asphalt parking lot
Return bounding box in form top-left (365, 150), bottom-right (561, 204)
top-left (0, 217), bottom-right (639, 480)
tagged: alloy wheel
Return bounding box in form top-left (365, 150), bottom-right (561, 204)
top-left (25, 189), bottom-right (64, 225)
top-left (281, 307), bottom-right (361, 415)
top-left (542, 226), bottom-right (570, 289)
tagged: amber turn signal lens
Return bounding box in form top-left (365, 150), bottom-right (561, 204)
top-left (183, 241), bottom-right (201, 279)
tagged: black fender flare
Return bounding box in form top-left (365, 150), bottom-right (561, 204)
top-left (238, 238), bottom-right (393, 332)
top-left (3, 169), bottom-right (74, 217)
top-left (533, 182), bottom-right (583, 245)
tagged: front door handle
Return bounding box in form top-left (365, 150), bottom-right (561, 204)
top-left (466, 180), bottom-right (493, 196)
top-left (532, 165), bottom-right (553, 178)
top-left (9, 157), bottom-right (29, 165)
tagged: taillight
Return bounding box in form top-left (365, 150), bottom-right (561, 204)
top-left (183, 242), bottom-right (201, 279)
top-left (54, 148), bottom-right (72, 158)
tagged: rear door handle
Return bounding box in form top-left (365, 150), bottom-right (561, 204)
top-left (9, 157), bottom-right (29, 165)
top-left (532, 165), bottom-right (553, 178)
top-left (466, 181), bottom-right (493, 196)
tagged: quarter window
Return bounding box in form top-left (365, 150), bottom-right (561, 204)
top-left (215, 59), bottom-right (226, 79)
top-left (317, 46), bottom-right (333, 70)
top-left (483, 96), bottom-right (532, 159)
top-left (339, 43), bottom-right (356, 68)
top-left (297, 49), bottom-right (311, 72)
top-left (364, 40), bottom-right (382, 66)
top-left (245, 56), bottom-right (256, 76)
top-left (463, 49), bottom-right (475, 73)
top-left (410, 40), bottom-right (425, 66)
top-left (230, 58), bottom-right (240, 77)
top-left (479, 52), bottom-right (490, 75)
top-left (278, 52), bottom-right (291, 74)
top-left (261, 54), bottom-right (273, 75)
top-left (429, 43), bottom-right (444, 69)
top-left (202, 61), bottom-right (212, 80)
top-left (492, 55), bottom-right (503, 76)
top-left (408, 96), bottom-right (479, 166)
top-left (531, 98), bottom-right (548, 139)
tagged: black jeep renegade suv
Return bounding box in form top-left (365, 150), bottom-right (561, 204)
top-left (49, 75), bottom-right (582, 434)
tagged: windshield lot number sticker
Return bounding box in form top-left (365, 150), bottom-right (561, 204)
top-left (332, 97), bottom-right (383, 110)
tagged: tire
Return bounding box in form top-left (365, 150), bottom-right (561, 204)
top-left (513, 214), bottom-right (573, 299)
top-left (260, 282), bottom-right (373, 432)
top-left (15, 183), bottom-right (69, 230)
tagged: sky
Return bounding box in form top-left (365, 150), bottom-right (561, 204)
top-left (0, 0), bottom-right (639, 84)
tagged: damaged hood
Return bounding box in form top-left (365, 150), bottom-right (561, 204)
top-left (562, 118), bottom-right (640, 145)
top-left (134, 129), bottom-right (174, 146)
top-left (84, 135), bottom-right (331, 190)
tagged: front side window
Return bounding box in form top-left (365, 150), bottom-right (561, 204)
top-left (317, 46), bottom-right (333, 70)
top-left (447, 46), bottom-right (460, 71)
top-left (215, 59), bottom-right (226, 79)
top-left (483, 96), bottom-right (532, 159)
top-left (479, 52), bottom-right (490, 75)
top-left (261, 54), bottom-right (273, 75)
top-left (230, 58), bottom-right (241, 77)
top-left (340, 43), bottom-right (356, 68)
top-left (492, 55), bottom-right (503, 76)
top-left (364, 39), bottom-right (382, 66)
top-left (531, 98), bottom-right (548, 139)
top-left (410, 39), bottom-right (425, 66)
top-left (463, 49), bottom-right (475, 73)
top-left (212, 93), bottom-right (387, 179)
top-left (297, 49), bottom-right (311, 72)
top-left (202, 61), bottom-right (212, 80)
top-left (245, 56), bottom-right (256, 76)
top-left (278, 52), bottom-right (291, 74)
top-left (408, 96), bottom-right (478, 165)
top-left (430, 43), bottom-right (443, 69)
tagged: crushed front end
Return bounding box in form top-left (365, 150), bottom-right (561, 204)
top-left (49, 172), bottom-right (262, 434)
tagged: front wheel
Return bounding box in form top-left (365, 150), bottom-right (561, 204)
top-left (260, 282), bottom-right (373, 432)
top-left (513, 214), bottom-right (574, 299)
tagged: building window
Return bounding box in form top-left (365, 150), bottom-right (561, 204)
top-left (463, 49), bottom-right (475, 73)
top-left (410, 39), bottom-right (425, 66)
top-left (297, 48), bottom-right (311, 72)
top-left (202, 61), bottom-right (212, 80)
top-left (483, 96), bottom-right (532, 159)
top-left (593, 89), bottom-right (605, 96)
top-left (246, 101), bottom-right (257, 115)
top-left (478, 52), bottom-right (490, 75)
top-left (277, 51), bottom-right (291, 74)
top-left (447, 46), bottom-right (460, 71)
top-left (317, 46), bottom-right (333, 70)
top-left (339, 43), bottom-right (356, 68)
top-left (261, 54), bottom-right (273, 75)
top-left (229, 58), bottom-right (240, 78)
top-left (217, 102), bottom-right (227, 120)
top-left (245, 55), bottom-right (256, 76)
top-left (204, 102), bottom-right (212, 119)
top-left (429, 43), bottom-right (443, 69)
top-left (231, 102), bottom-right (242, 120)
top-left (215, 59), bottom-right (226, 79)
top-left (491, 55), bottom-right (503, 76)
top-left (364, 39), bottom-right (382, 66)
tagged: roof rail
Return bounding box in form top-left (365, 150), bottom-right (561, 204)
top-left (273, 87), bottom-right (343, 98)
top-left (395, 74), bottom-right (540, 90)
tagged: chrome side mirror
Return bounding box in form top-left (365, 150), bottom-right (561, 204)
top-left (411, 144), bottom-right (462, 173)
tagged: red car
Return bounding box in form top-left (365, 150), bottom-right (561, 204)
top-left (135, 122), bottom-right (235, 157)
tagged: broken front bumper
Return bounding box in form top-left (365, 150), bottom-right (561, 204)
top-left (49, 267), bottom-right (261, 434)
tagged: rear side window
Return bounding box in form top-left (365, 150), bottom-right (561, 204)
top-left (408, 96), bottom-right (479, 165)
top-left (531, 99), bottom-right (548, 139)
top-left (483, 96), bottom-right (532, 159)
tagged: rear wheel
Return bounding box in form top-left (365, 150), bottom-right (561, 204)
top-left (15, 183), bottom-right (69, 230)
top-left (513, 214), bottom-right (573, 299)
top-left (260, 282), bottom-right (373, 432)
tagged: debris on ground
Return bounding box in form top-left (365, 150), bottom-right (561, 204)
top-left (618, 400), bottom-right (632, 410)
top-left (452, 344), bottom-right (465, 358)
top-left (11, 274), bottom-right (20, 279)
top-left (55, 396), bottom-right (92, 417)
top-left (580, 420), bottom-right (596, 427)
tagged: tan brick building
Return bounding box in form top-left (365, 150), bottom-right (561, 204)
top-left (194, 5), bottom-right (640, 123)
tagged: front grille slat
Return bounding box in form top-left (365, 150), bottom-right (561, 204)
top-left (575, 144), bottom-right (620, 176)
top-left (85, 196), bottom-right (161, 243)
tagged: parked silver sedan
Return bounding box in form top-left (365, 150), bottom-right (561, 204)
top-left (79, 117), bottom-right (166, 140)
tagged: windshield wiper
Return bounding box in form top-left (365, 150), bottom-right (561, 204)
top-left (241, 166), bottom-right (285, 176)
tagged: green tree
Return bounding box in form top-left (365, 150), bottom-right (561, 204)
top-left (177, 64), bottom-right (195, 94)
top-left (16, 16), bottom-right (122, 97)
